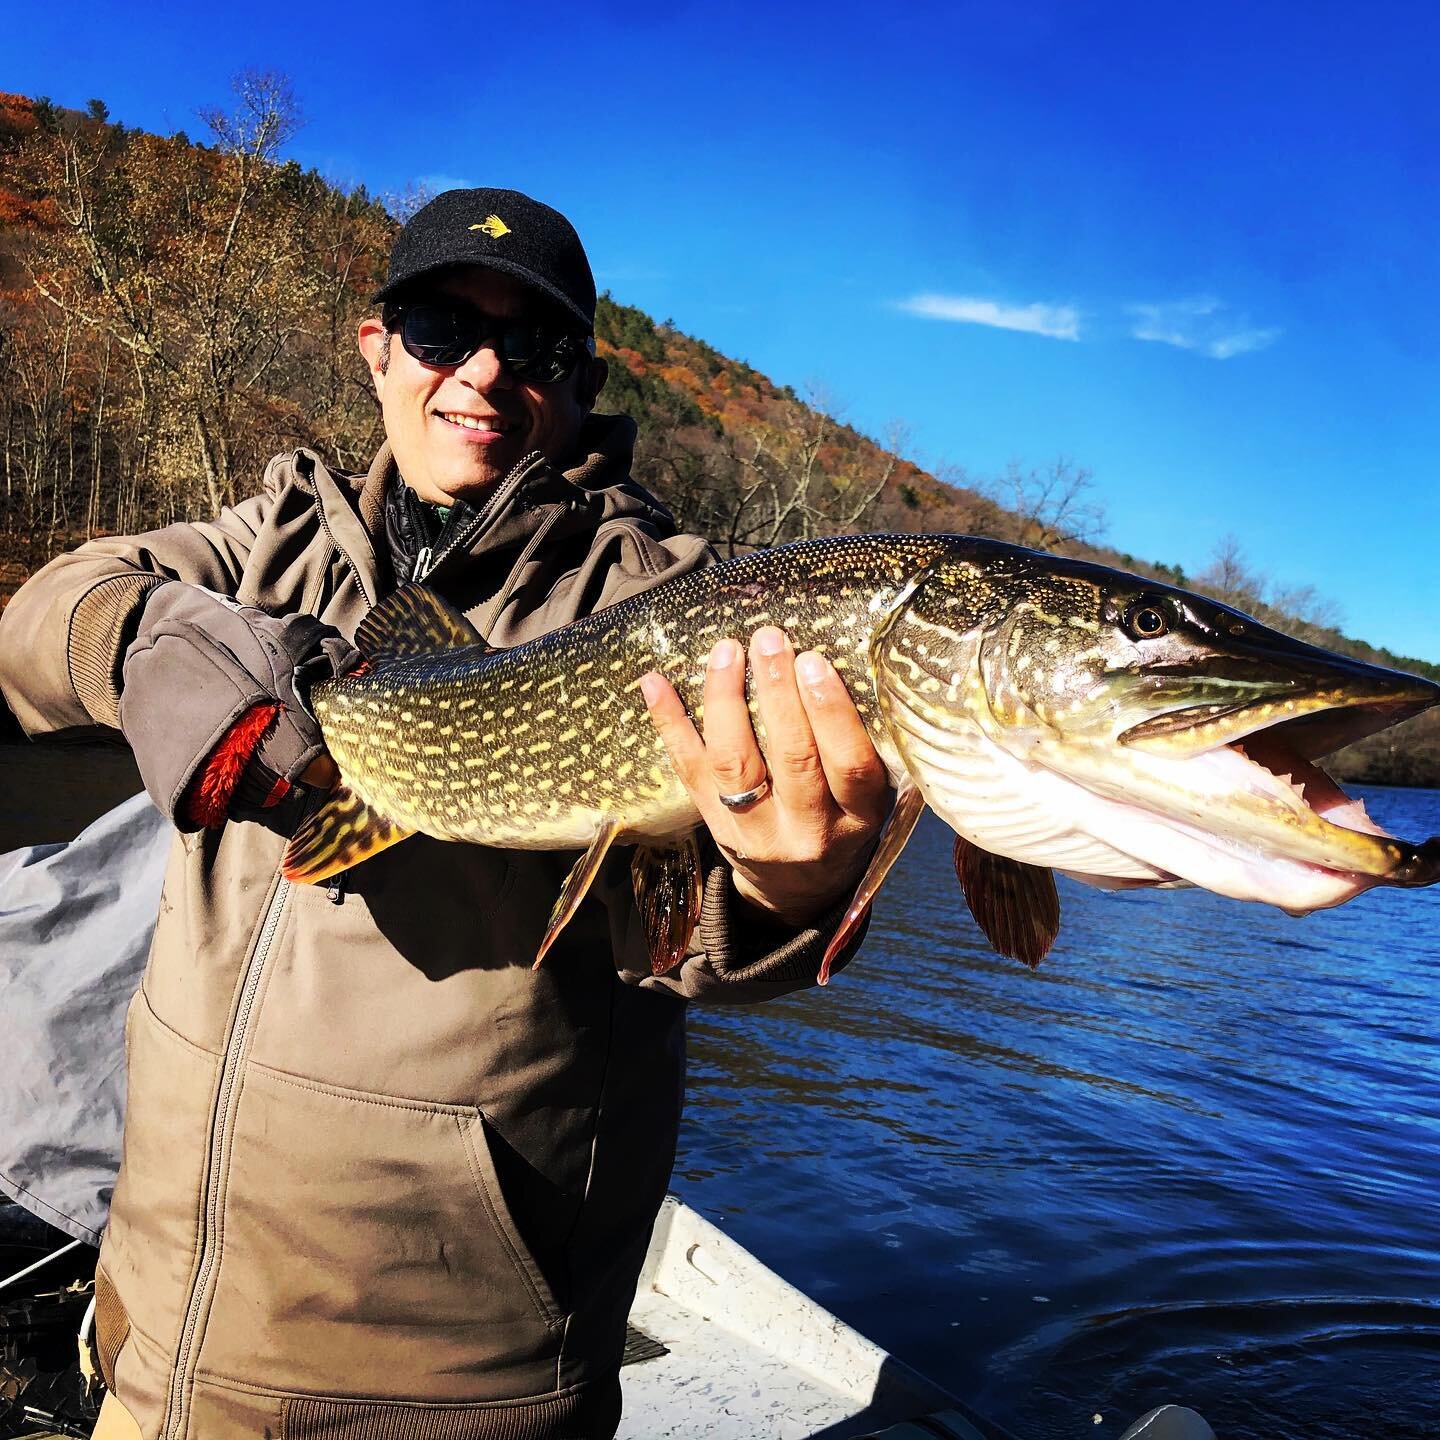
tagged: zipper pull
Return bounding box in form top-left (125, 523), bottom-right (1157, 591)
top-left (413, 546), bottom-right (434, 582)
top-left (326, 870), bottom-right (348, 905)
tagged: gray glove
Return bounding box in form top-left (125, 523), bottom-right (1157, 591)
top-left (119, 583), bottom-right (359, 829)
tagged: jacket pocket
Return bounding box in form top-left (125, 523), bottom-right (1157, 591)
top-left (198, 1063), bottom-right (565, 1401)
top-left (101, 991), bottom-right (221, 1357)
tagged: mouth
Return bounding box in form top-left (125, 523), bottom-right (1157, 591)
top-left (1143, 696), bottom-right (1440, 885)
top-left (1222, 728), bottom-right (1384, 839)
top-left (434, 410), bottom-right (516, 443)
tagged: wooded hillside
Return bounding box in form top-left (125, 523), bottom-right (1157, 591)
top-left (1, 82), bottom-right (1434, 785)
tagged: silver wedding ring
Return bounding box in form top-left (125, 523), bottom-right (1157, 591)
top-left (717, 777), bottom-right (770, 811)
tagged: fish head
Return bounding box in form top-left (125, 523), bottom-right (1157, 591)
top-left (875, 545), bottom-right (1440, 910)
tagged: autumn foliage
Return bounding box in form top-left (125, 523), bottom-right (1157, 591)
top-left (0, 83), bottom-right (1434, 781)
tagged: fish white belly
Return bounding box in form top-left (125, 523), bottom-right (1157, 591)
top-left (886, 697), bottom-right (1166, 880)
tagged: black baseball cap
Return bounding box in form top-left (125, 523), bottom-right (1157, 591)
top-left (373, 187), bottom-right (597, 335)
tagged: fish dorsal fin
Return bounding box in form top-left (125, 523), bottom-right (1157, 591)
top-left (953, 837), bottom-right (1060, 969)
top-left (282, 785), bottom-right (414, 884)
top-left (355, 584), bottom-right (485, 662)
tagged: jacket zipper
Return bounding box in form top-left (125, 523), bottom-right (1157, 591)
top-left (157, 456), bottom-right (544, 1431)
top-left (420, 451), bottom-right (546, 587)
top-left (162, 872), bottom-right (290, 1440)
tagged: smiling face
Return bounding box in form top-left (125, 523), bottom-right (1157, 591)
top-left (357, 267), bottom-right (605, 506)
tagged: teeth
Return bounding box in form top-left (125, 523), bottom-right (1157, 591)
top-left (441, 413), bottom-right (503, 432)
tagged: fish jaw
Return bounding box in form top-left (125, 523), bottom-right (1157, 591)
top-left (881, 673), bottom-right (1412, 913)
top-left (1074, 651), bottom-right (1440, 892)
top-left (1030, 733), bottom-right (1416, 907)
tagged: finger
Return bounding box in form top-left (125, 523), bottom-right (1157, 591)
top-left (749, 627), bottom-right (827, 812)
top-left (638, 672), bottom-right (710, 794)
top-left (301, 755), bottom-right (340, 791)
top-left (794, 650), bottom-right (891, 817)
top-left (700, 638), bottom-right (770, 801)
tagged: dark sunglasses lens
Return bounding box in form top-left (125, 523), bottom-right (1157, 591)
top-left (400, 304), bottom-right (477, 366)
top-left (501, 327), bottom-right (576, 384)
top-left (398, 304), bottom-right (583, 382)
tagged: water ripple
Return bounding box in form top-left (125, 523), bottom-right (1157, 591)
top-left (677, 786), bottom-right (1440, 1439)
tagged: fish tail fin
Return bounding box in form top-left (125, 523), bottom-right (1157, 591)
top-left (282, 786), bottom-right (413, 884)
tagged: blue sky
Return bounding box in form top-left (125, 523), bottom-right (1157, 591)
top-left (8, 0), bottom-right (1438, 660)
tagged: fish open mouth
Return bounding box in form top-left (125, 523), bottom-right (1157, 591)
top-left (1135, 692), bottom-right (1440, 886)
top-left (1226, 729), bottom-right (1385, 840)
top-left (1104, 658), bottom-right (1440, 884)
top-left (1227, 694), bottom-right (1436, 836)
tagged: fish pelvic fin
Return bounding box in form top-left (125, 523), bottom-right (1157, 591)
top-left (535, 818), bottom-right (622, 969)
top-left (632, 833), bottom-right (704, 976)
top-left (282, 785), bottom-right (414, 884)
top-left (953, 837), bottom-right (1060, 969)
top-left (820, 778), bottom-right (927, 985)
top-left (355, 584), bottom-right (486, 662)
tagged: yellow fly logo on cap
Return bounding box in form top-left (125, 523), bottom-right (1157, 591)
top-left (469, 214), bottom-right (511, 239)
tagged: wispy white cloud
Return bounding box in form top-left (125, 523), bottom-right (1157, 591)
top-left (1127, 297), bottom-right (1280, 360)
top-left (897, 292), bottom-right (1081, 341)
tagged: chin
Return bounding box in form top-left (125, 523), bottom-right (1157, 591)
top-left (436, 467), bottom-right (506, 504)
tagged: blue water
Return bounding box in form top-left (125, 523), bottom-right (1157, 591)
top-left (675, 785), bottom-right (1440, 1440)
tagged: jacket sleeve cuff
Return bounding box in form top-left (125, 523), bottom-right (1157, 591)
top-left (182, 702), bottom-right (286, 828)
top-left (67, 573), bottom-right (170, 727)
top-left (632, 860), bottom-right (870, 1002)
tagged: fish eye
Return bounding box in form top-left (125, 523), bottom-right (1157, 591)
top-left (1125, 601), bottom-right (1170, 640)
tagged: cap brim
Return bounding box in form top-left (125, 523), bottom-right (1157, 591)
top-left (372, 258), bottom-right (593, 334)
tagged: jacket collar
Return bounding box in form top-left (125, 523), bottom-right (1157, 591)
top-left (320, 412), bottom-right (673, 617)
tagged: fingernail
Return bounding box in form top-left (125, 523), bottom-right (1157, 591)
top-left (710, 639), bottom-right (740, 670)
top-left (754, 627), bottom-right (786, 657)
top-left (639, 673), bottom-right (664, 706)
top-left (796, 651), bottom-right (829, 687)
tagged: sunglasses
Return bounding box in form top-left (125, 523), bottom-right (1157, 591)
top-left (386, 300), bottom-right (594, 384)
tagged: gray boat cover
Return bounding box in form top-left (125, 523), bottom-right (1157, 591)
top-left (0, 793), bottom-right (166, 1244)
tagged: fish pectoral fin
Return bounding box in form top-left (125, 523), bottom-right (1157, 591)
top-left (354, 584), bottom-right (487, 662)
top-left (819, 779), bottom-right (927, 985)
top-left (535, 818), bottom-right (622, 969)
top-left (953, 838), bottom-right (1060, 969)
top-left (281, 786), bottom-right (413, 884)
top-left (632, 833), bottom-right (704, 976)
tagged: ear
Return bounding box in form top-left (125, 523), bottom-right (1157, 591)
top-left (580, 354), bottom-right (608, 411)
top-left (358, 316), bottom-right (389, 397)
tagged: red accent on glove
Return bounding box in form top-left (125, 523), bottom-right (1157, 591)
top-left (183, 702), bottom-right (284, 829)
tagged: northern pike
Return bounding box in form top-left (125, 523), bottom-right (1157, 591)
top-left (282, 534), bottom-right (1440, 975)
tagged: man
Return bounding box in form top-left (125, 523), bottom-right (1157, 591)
top-left (0, 188), bottom-right (888, 1439)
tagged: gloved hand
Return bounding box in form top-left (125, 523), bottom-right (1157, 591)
top-left (119, 583), bottom-right (360, 830)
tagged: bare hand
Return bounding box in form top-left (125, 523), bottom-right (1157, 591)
top-left (640, 626), bottom-right (891, 927)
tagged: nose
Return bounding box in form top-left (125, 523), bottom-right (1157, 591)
top-left (453, 340), bottom-right (512, 391)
